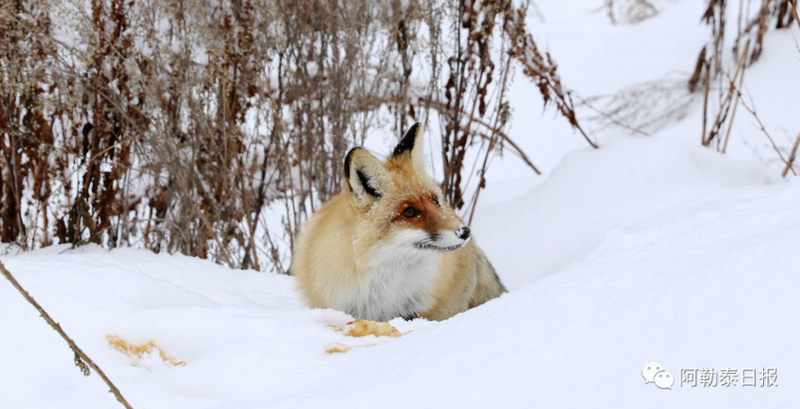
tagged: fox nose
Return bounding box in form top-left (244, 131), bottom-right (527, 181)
top-left (456, 225), bottom-right (471, 240)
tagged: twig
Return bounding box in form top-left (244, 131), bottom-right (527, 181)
top-left (467, 54), bottom-right (515, 225)
top-left (703, 40), bottom-right (750, 147)
top-left (477, 131), bottom-right (542, 175)
top-left (605, 0), bottom-right (617, 25)
top-left (575, 95), bottom-right (651, 136)
top-left (793, 1), bottom-right (800, 30)
top-left (0, 260), bottom-right (135, 409)
top-left (722, 40), bottom-right (751, 153)
top-left (701, 57), bottom-right (711, 144)
top-left (503, 9), bottom-right (599, 149)
top-left (417, 96), bottom-right (542, 175)
top-left (739, 97), bottom-right (797, 176)
top-left (530, 0), bottom-right (546, 23)
top-left (783, 132), bottom-right (800, 177)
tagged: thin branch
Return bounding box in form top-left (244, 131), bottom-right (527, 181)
top-left (0, 261), bottom-right (135, 409)
top-left (701, 57), bottom-right (711, 143)
top-left (415, 96), bottom-right (542, 175)
top-left (792, 0), bottom-right (800, 31)
top-left (739, 97), bottom-right (797, 175)
top-left (575, 95), bottom-right (651, 136)
top-left (783, 132), bottom-right (800, 177)
top-left (530, 0), bottom-right (546, 23)
top-left (703, 40), bottom-right (750, 147)
top-left (467, 53), bottom-right (515, 225)
top-left (722, 40), bottom-right (751, 153)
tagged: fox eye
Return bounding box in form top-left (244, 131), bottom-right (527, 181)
top-left (402, 206), bottom-right (420, 218)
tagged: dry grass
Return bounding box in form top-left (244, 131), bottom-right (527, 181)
top-left (0, 0), bottom-right (589, 271)
top-left (580, 75), bottom-right (696, 136)
top-left (604, 0), bottom-right (659, 25)
top-left (689, 0), bottom-right (798, 176)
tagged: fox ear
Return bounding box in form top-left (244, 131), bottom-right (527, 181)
top-left (391, 123), bottom-right (427, 175)
top-left (344, 147), bottom-right (386, 206)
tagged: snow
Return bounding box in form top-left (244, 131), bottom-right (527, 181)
top-left (2, 136), bottom-right (800, 408)
top-left (481, 0), bottom-right (800, 189)
top-left (3, 0), bottom-right (800, 407)
top-left (477, 136), bottom-right (781, 288)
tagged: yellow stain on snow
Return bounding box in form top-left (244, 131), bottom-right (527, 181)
top-left (105, 334), bottom-right (186, 366)
top-left (324, 343), bottom-right (353, 354)
top-left (342, 319), bottom-right (403, 338)
top-left (324, 319), bottom-right (404, 354)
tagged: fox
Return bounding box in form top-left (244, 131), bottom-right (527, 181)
top-left (291, 123), bottom-right (506, 321)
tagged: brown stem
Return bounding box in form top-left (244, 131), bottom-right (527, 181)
top-left (704, 41), bottom-right (749, 147)
top-left (0, 261), bottom-right (135, 409)
top-left (792, 0), bottom-right (800, 31)
top-left (701, 58), bottom-right (711, 144)
top-left (722, 40), bottom-right (751, 153)
top-left (467, 56), bottom-right (515, 225)
top-left (782, 132), bottom-right (800, 177)
top-left (739, 98), bottom-right (796, 175)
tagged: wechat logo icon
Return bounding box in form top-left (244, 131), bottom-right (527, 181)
top-left (643, 361), bottom-right (674, 390)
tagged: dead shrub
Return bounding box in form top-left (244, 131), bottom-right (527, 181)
top-left (0, 0), bottom-right (589, 271)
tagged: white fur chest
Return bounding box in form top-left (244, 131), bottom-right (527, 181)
top-left (328, 238), bottom-right (442, 321)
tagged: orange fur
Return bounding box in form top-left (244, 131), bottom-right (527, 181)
top-left (292, 124), bottom-right (505, 321)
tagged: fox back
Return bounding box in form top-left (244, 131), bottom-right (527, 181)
top-left (291, 124), bottom-right (506, 321)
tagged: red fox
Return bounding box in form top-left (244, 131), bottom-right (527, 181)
top-left (292, 124), bottom-right (506, 321)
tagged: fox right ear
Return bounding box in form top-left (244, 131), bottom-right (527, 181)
top-left (391, 123), bottom-right (428, 176)
top-left (344, 147), bottom-right (386, 207)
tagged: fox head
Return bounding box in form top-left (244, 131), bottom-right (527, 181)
top-left (344, 124), bottom-right (471, 257)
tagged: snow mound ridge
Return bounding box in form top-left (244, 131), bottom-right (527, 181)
top-left (2, 137), bottom-right (799, 408)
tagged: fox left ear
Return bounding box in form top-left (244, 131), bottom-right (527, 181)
top-left (392, 123), bottom-right (428, 175)
top-left (344, 147), bottom-right (386, 208)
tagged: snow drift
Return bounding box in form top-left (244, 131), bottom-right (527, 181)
top-left (2, 137), bottom-right (799, 409)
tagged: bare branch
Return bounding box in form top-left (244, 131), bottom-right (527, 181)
top-left (0, 260), bottom-right (135, 409)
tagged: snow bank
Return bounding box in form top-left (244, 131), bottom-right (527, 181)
top-left (2, 136), bottom-right (799, 408)
top-left (477, 136), bottom-right (780, 287)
